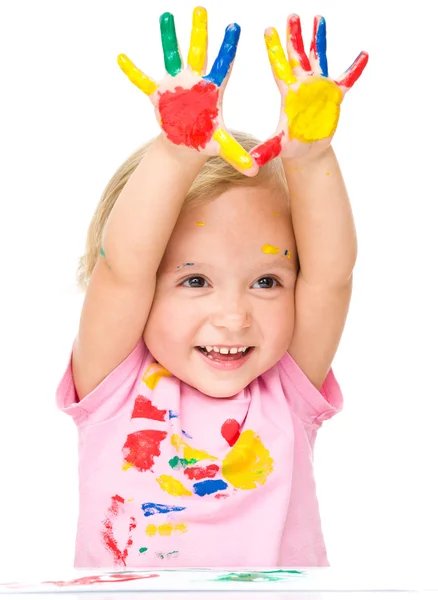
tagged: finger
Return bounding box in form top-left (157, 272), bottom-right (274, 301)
top-left (213, 128), bottom-right (257, 175)
top-left (286, 14), bottom-right (311, 75)
top-left (204, 23), bottom-right (240, 87)
top-left (160, 12), bottom-right (183, 76)
top-left (309, 16), bottom-right (328, 77)
top-left (117, 54), bottom-right (158, 96)
top-left (335, 51), bottom-right (369, 91)
top-left (250, 132), bottom-right (285, 167)
top-left (188, 6), bottom-right (208, 75)
top-left (264, 27), bottom-right (296, 86)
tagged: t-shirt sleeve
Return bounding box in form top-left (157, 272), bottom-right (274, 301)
top-left (55, 339), bottom-right (147, 427)
top-left (278, 351), bottom-right (343, 429)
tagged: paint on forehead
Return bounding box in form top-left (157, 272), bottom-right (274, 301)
top-left (195, 221), bottom-right (205, 226)
top-left (326, 171), bottom-right (330, 176)
top-left (261, 244), bottom-right (280, 255)
top-left (273, 212), bottom-right (279, 216)
top-left (176, 262), bottom-right (195, 269)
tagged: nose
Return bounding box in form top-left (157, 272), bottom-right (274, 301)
top-left (210, 294), bottom-right (252, 331)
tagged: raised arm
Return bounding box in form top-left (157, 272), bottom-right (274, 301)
top-left (73, 7), bottom-right (256, 400)
top-left (251, 14), bottom-right (368, 389)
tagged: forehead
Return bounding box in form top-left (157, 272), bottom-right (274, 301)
top-left (164, 186), bottom-right (293, 261)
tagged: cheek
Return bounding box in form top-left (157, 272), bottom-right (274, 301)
top-left (144, 293), bottom-right (201, 345)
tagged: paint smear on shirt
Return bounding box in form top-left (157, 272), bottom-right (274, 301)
top-left (145, 522), bottom-right (188, 536)
top-left (169, 456), bottom-right (198, 470)
top-left (101, 495), bottom-right (137, 567)
top-left (193, 479), bottom-right (228, 497)
top-left (131, 395), bottom-right (167, 421)
top-left (261, 244), bottom-right (280, 255)
top-left (141, 502), bottom-right (186, 517)
top-left (156, 474), bottom-right (193, 496)
top-left (122, 430), bottom-right (167, 472)
top-left (156, 550), bottom-right (179, 559)
top-left (171, 433), bottom-right (217, 462)
top-left (142, 363), bottom-right (172, 390)
top-left (222, 430), bottom-right (274, 490)
top-left (184, 464), bottom-right (219, 480)
top-left (221, 418), bottom-right (240, 446)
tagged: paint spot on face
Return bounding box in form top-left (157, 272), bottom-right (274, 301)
top-left (145, 522), bottom-right (187, 537)
top-left (176, 262), bottom-right (195, 270)
top-left (171, 433), bottom-right (217, 462)
top-left (101, 495), bottom-right (137, 567)
top-left (261, 244), bottom-right (280, 255)
top-left (222, 430), bottom-right (274, 490)
top-left (142, 363), bottom-right (172, 390)
top-left (193, 479), bottom-right (228, 496)
top-left (131, 395), bottom-right (167, 421)
top-left (169, 456), bottom-right (198, 470)
top-left (285, 77), bottom-right (342, 143)
top-left (141, 502), bottom-right (186, 517)
top-left (273, 212), bottom-right (279, 216)
top-left (196, 221), bottom-right (205, 226)
top-left (221, 418), bottom-right (240, 446)
top-left (122, 430), bottom-right (167, 472)
top-left (184, 464), bottom-right (220, 480)
top-left (158, 81), bottom-right (219, 150)
top-left (326, 171), bottom-right (330, 176)
top-left (156, 474), bottom-right (192, 496)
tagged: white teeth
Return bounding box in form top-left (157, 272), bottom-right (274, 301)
top-left (213, 346), bottom-right (220, 352)
top-left (205, 346), bottom-right (213, 352)
top-left (219, 348), bottom-right (229, 354)
top-left (229, 348), bottom-right (238, 354)
top-left (199, 345), bottom-right (251, 355)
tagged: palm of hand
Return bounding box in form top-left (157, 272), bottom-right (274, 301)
top-left (252, 15), bottom-right (368, 165)
top-left (117, 8), bottom-right (257, 176)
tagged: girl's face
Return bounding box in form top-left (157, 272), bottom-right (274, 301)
top-left (143, 185), bottom-right (297, 398)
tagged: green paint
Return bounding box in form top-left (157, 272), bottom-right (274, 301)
top-left (139, 547), bottom-right (148, 553)
top-left (159, 12), bottom-right (182, 76)
top-left (167, 550), bottom-right (179, 557)
top-left (212, 570), bottom-right (304, 582)
top-left (169, 456), bottom-right (198, 470)
top-left (100, 247), bottom-right (111, 270)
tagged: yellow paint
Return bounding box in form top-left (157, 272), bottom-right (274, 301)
top-left (171, 434), bottom-right (217, 462)
top-left (272, 212), bottom-right (279, 216)
top-left (128, 498), bottom-right (134, 502)
top-left (326, 171), bottom-right (330, 176)
top-left (261, 244), bottom-right (280, 255)
top-left (122, 462), bottom-right (133, 471)
top-left (285, 78), bottom-right (342, 144)
top-left (145, 522), bottom-right (188, 537)
top-left (196, 221), bottom-right (205, 226)
top-left (156, 474), bottom-right (192, 496)
top-left (188, 7), bottom-right (208, 75)
top-left (222, 430), bottom-right (274, 490)
top-left (213, 129), bottom-right (253, 171)
top-left (285, 250), bottom-right (291, 259)
top-left (142, 363), bottom-right (172, 390)
top-left (117, 54), bottom-right (158, 96)
top-left (264, 28), bottom-right (296, 85)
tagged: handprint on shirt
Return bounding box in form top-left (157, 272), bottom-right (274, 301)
top-left (118, 7), bottom-right (258, 176)
top-left (251, 15), bottom-right (369, 164)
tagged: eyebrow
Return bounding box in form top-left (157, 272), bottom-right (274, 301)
top-left (166, 259), bottom-right (297, 274)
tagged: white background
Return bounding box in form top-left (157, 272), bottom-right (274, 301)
top-left (1, 0), bottom-right (437, 576)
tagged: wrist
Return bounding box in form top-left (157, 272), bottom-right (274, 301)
top-left (155, 133), bottom-right (209, 169)
top-left (282, 143), bottom-right (334, 170)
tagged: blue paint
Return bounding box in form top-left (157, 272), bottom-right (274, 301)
top-left (204, 24), bottom-right (240, 87)
top-left (193, 479), bottom-right (228, 497)
top-left (181, 429), bottom-right (193, 439)
top-left (141, 502), bottom-right (186, 517)
top-left (169, 410), bottom-right (178, 419)
top-left (316, 17), bottom-right (328, 77)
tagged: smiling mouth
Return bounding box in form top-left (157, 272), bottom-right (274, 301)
top-left (196, 346), bottom-right (254, 361)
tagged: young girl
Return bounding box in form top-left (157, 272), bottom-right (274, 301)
top-left (56, 8), bottom-right (367, 567)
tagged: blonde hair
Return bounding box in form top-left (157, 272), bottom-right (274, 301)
top-left (77, 130), bottom-right (288, 291)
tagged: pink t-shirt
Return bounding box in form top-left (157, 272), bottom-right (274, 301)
top-left (56, 340), bottom-right (343, 568)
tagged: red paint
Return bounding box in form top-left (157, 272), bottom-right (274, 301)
top-left (250, 133), bottom-right (283, 167)
top-left (215, 493), bottom-right (229, 499)
top-left (122, 430), bottom-right (167, 472)
top-left (158, 82), bottom-right (219, 150)
top-left (101, 495), bottom-right (137, 566)
top-left (131, 395), bottom-right (166, 421)
top-left (221, 418), bottom-right (241, 446)
top-left (336, 52), bottom-right (369, 89)
top-left (44, 573), bottom-right (159, 587)
top-left (184, 464), bottom-right (220, 480)
top-left (288, 15), bottom-right (311, 71)
top-left (310, 18), bottom-right (318, 59)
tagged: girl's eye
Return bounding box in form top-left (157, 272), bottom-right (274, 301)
top-left (182, 276), bottom-right (208, 288)
top-left (253, 277), bottom-right (279, 289)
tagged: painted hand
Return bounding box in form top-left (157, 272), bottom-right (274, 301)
top-left (118, 7), bottom-right (258, 176)
top-left (251, 15), bottom-right (369, 165)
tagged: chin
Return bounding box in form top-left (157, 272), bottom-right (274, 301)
top-left (192, 379), bottom-right (249, 399)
